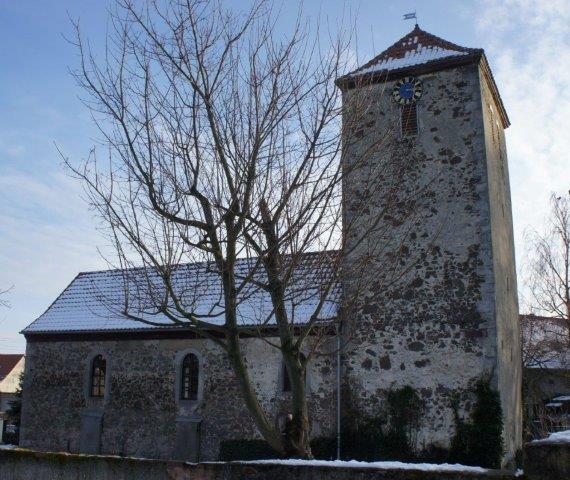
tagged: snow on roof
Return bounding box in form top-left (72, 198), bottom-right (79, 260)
top-left (522, 314), bottom-right (569, 370)
top-left (530, 429), bottom-right (570, 445)
top-left (526, 354), bottom-right (569, 370)
top-left (347, 25), bottom-right (480, 78)
top-left (23, 254), bottom-right (340, 334)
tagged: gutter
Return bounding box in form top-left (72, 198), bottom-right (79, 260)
top-left (336, 320), bottom-right (342, 460)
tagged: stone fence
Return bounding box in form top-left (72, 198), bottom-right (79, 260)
top-left (524, 439), bottom-right (569, 480)
top-left (0, 448), bottom-right (517, 480)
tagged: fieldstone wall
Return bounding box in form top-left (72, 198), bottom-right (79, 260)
top-left (524, 441), bottom-right (569, 480)
top-left (0, 448), bottom-right (519, 480)
top-left (478, 64), bottom-right (522, 460)
top-left (19, 60), bottom-right (521, 467)
top-left (341, 61), bottom-right (521, 465)
top-left (20, 336), bottom-right (337, 461)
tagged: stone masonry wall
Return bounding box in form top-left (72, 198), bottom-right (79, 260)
top-left (0, 448), bottom-right (519, 480)
top-left (20, 336), bottom-right (336, 460)
top-left (341, 62), bottom-right (518, 463)
top-left (478, 67), bottom-right (522, 463)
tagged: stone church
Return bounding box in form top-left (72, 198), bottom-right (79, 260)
top-left (20, 26), bottom-right (522, 466)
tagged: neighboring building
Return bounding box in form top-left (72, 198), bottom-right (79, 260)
top-left (0, 354), bottom-right (24, 415)
top-left (20, 26), bottom-right (522, 466)
top-left (521, 314), bottom-right (569, 438)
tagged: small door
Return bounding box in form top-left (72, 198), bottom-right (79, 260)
top-left (174, 416), bottom-right (201, 462)
top-left (79, 410), bottom-right (103, 454)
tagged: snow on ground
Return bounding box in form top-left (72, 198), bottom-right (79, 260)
top-left (240, 459), bottom-right (490, 473)
top-left (530, 429), bottom-right (570, 445)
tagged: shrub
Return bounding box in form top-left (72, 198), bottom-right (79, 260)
top-left (218, 439), bottom-right (279, 461)
top-left (450, 380), bottom-right (504, 468)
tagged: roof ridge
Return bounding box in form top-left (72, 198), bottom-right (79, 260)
top-left (411, 25), bottom-right (477, 54)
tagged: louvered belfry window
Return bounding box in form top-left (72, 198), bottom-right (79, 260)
top-left (180, 353), bottom-right (199, 400)
top-left (90, 355), bottom-right (106, 398)
top-left (401, 103), bottom-right (418, 136)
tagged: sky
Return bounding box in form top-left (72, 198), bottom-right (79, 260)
top-left (0, 0), bottom-right (569, 353)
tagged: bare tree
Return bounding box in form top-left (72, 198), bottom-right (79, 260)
top-left (66, 0), bottom-right (423, 457)
top-left (0, 286), bottom-right (12, 309)
top-left (523, 192), bottom-right (570, 366)
top-left (521, 193), bottom-right (570, 439)
top-left (520, 314), bottom-right (567, 369)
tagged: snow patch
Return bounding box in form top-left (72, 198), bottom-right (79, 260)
top-left (530, 429), bottom-right (570, 445)
top-left (355, 46), bottom-right (468, 76)
top-left (239, 458), bottom-right (489, 473)
top-left (23, 255), bottom-right (340, 333)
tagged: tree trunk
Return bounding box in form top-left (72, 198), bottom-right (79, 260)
top-left (226, 329), bottom-right (285, 454)
top-left (282, 353), bottom-right (312, 458)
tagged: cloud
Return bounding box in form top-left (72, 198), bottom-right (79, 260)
top-left (0, 169), bottom-right (110, 352)
top-left (476, 0), bottom-right (570, 299)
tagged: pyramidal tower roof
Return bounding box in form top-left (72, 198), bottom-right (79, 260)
top-left (338, 25), bottom-right (484, 88)
top-left (352, 25), bottom-right (481, 77)
top-left (337, 25), bottom-right (509, 127)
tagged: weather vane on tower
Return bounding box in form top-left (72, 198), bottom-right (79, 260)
top-left (403, 11), bottom-right (418, 27)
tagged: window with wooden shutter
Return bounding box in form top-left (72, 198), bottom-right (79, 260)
top-left (401, 104), bottom-right (418, 136)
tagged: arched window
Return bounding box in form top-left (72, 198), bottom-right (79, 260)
top-left (90, 355), bottom-right (106, 398)
top-left (180, 353), bottom-right (199, 401)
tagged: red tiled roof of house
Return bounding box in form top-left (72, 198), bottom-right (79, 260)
top-left (0, 354), bottom-right (23, 381)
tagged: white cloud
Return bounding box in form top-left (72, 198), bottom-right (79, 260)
top-left (476, 0), bottom-right (570, 301)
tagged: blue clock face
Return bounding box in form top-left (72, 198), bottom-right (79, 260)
top-left (392, 76), bottom-right (423, 105)
top-left (398, 82), bottom-right (415, 99)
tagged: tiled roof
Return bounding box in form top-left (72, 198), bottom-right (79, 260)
top-left (346, 25), bottom-right (481, 78)
top-left (0, 354), bottom-right (23, 381)
top-left (336, 25), bottom-right (509, 128)
top-left (23, 253), bottom-right (340, 334)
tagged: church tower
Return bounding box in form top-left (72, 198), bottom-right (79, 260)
top-left (338, 25), bottom-right (521, 466)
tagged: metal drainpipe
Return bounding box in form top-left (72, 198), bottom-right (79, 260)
top-left (336, 320), bottom-right (342, 460)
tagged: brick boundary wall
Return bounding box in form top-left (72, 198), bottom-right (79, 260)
top-left (0, 448), bottom-right (519, 480)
